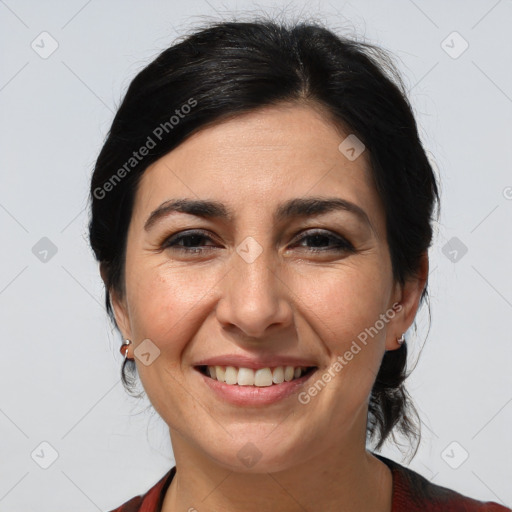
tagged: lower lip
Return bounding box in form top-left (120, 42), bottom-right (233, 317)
top-left (195, 368), bottom-right (317, 406)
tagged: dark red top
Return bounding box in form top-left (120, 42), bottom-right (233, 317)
top-left (107, 453), bottom-right (510, 511)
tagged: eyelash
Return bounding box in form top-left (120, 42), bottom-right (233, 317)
top-left (161, 229), bottom-right (355, 255)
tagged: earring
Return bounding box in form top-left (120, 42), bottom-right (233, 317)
top-left (120, 339), bottom-right (132, 359)
top-left (397, 333), bottom-right (405, 346)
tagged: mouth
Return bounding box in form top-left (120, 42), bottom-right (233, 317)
top-left (194, 364), bottom-right (318, 387)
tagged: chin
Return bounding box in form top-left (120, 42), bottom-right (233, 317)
top-left (202, 432), bottom-right (308, 474)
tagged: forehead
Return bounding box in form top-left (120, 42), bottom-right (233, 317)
top-left (132, 103), bottom-right (384, 233)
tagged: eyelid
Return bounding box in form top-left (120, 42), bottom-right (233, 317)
top-left (160, 228), bottom-right (217, 245)
top-left (291, 229), bottom-right (355, 252)
top-left (291, 228), bottom-right (350, 243)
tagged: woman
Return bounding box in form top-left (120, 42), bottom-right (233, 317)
top-left (89, 18), bottom-right (509, 512)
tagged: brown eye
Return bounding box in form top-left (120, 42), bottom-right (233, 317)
top-left (293, 230), bottom-right (355, 253)
top-left (162, 230), bottom-right (218, 254)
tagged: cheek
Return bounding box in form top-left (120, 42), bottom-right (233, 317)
top-left (125, 263), bottom-right (208, 355)
top-left (298, 261), bottom-right (393, 345)
top-left (295, 261), bottom-right (393, 402)
top-left (124, 256), bottom-right (236, 377)
top-left (124, 265), bottom-right (211, 417)
top-left (298, 270), bottom-right (391, 407)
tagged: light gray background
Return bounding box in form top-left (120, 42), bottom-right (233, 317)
top-left (1, 0), bottom-right (511, 510)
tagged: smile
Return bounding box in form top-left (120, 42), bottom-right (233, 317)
top-left (196, 365), bottom-right (317, 386)
top-left (194, 364), bottom-right (319, 406)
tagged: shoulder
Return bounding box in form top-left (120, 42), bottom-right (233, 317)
top-left (106, 467), bottom-right (176, 512)
top-left (374, 454), bottom-right (510, 512)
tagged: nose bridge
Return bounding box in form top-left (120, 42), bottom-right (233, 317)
top-left (217, 232), bottom-right (292, 337)
top-left (235, 235), bottom-right (276, 296)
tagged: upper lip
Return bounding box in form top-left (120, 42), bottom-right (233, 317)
top-left (193, 355), bottom-right (318, 370)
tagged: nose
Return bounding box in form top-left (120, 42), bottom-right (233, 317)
top-left (215, 244), bottom-right (294, 340)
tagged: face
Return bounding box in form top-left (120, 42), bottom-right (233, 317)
top-left (111, 103), bottom-right (423, 473)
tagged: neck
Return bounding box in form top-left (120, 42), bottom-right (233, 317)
top-left (161, 420), bottom-right (393, 512)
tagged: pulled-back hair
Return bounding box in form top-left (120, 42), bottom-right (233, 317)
top-left (89, 18), bottom-right (439, 457)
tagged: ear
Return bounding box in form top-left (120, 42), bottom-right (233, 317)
top-left (386, 252), bottom-right (429, 351)
top-left (100, 262), bottom-right (133, 355)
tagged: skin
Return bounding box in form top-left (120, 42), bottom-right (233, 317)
top-left (107, 102), bottom-right (428, 512)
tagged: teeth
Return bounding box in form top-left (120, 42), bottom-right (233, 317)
top-left (254, 368), bottom-right (273, 387)
top-left (237, 367), bottom-right (255, 386)
top-left (225, 366), bottom-right (238, 385)
top-left (272, 366), bottom-right (284, 384)
top-left (203, 365), bottom-right (311, 386)
top-left (215, 366), bottom-right (225, 382)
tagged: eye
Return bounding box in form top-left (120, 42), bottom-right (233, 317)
top-left (161, 230), bottom-right (218, 254)
top-left (292, 230), bottom-right (355, 253)
top-left (161, 229), bottom-right (355, 256)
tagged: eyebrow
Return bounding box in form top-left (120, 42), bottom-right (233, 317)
top-left (144, 196), bottom-right (373, 232)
